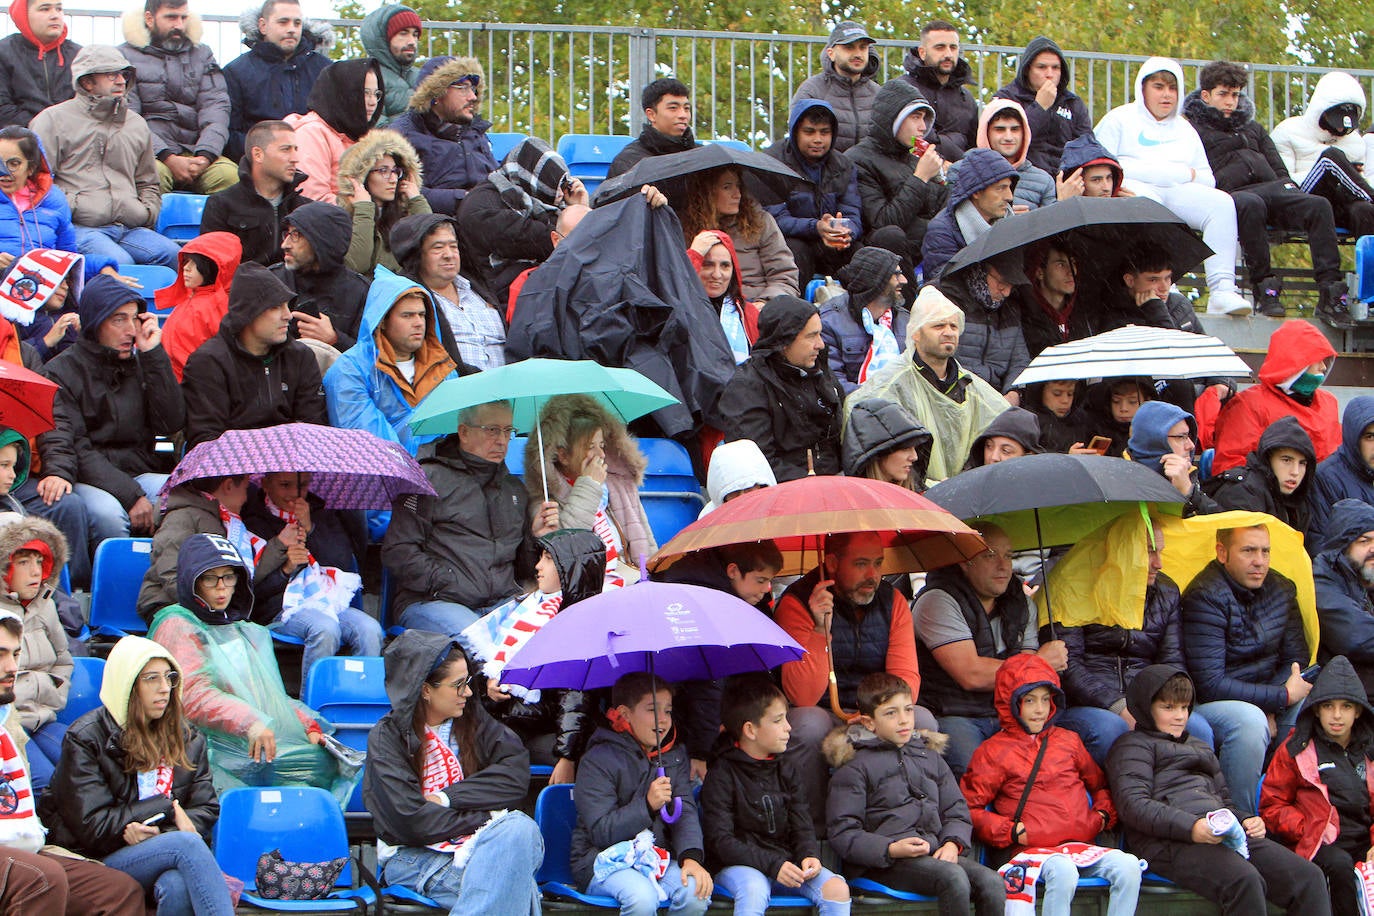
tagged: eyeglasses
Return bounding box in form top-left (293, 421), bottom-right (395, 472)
top-left (447, 80), bottom-right (479, 95)
top-left (198, 572), bottom-right (238, 587)
top-left (139, 670), bottom-right (180, 687)
top-left (1166, 434), bottom-right (1193, 443)
top-left (369, 166), bottom-right (404, 179)
top-left (362, 88), bottom-right (383, 101)
top-left (282, 226), bottom-right (304, 242)
top-left (471, 424), bottom-right (517, 439)
top-left (435, 675), bottom-right (473, 692)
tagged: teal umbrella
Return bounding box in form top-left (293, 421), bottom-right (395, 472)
top-left (407, 358), bottom-right (681, 501)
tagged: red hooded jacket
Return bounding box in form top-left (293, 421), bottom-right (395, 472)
top-left (960, 654), bottom-right (1116, 850)
top-left (1211, 320), bottom-right (1340, 474)
top-left (159, 232), bottom-right (243, 381)
top-left (686, 231), bottom-right (761, 344)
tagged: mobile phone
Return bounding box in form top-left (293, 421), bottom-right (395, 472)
top-left (141, 812), bottom-right (165, 826)
top-left (1088, 436), bottom-right (1112, 455)
top-left (1300, 664), bottom-right (1322, 683)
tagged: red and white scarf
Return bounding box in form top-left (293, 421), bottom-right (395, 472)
top-left (857, 307), bottom-right (900, 385)
top-left (567, 476), bottom-right (626, 590)
top-left (999, 843), bottom-right (1132, 916)
top-left (0, 726), bottom-right (42, 853)
top-left (217, 503), bottom-right (266, 575)
top-left (265, 501), bottom-right (361, 623)
top-left (1354, 860), bottom-right (1374, 915)
top-left (422, 725), bottom-right (469, 854)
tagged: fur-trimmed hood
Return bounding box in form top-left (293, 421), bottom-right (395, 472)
top-left (408, 56), bottom-right (485, 111)
top-left (524, 393), bottom-right (648, 505)
top-left (236, 7), bottom-right (334, 53)
top-left (822, 721), bottom-right (948, 768)
top-left (120, 7), bottom-right (204, 50)
top-left (336, 128), bottom-right (423, 213)
top-left (0, 516), bottom-right (69, 592)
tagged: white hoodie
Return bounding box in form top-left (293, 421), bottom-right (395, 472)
top-left (1093, 57), bottom-right (1214, 191)
top-left (1271, 71), bottom-right (1367, 184)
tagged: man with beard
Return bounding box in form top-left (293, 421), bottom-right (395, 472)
top-left (222, 0), bottom-right (330, 160)
top-left (1314, 499), bottom-right (1374, 699)
top-left (896, 20), bottom-right (978, 161)
top-left (607, 77), bottom-right (697, 179)
top-left (270, 201), bottom-right (369, 352)
top-left (392, 56), bottom-right (496, 214)
top-left (359, 3), bottom-right (421, 123)
top-left (819, 246), bottom-right (906, 394)
top-left (792, 21), bottom-right (880, 153)
top-left (120, 0), bottom-right (236, 194)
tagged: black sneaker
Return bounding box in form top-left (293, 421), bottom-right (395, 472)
top-left (1253, 279), bottom-right (1285, 317)
top-left (1318, 281), bottom-right (1357, 330)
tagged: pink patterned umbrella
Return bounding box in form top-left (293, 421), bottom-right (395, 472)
top-left (161, 424), bottom-right (436, 510)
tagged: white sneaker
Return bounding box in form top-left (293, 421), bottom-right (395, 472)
top-left (1206, 289), bottom-right (1253, 316)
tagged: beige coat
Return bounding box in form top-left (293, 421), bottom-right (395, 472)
top-left (0, 518), bottom-right (72, 731)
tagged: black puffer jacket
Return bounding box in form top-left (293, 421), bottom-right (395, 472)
top-left (1182, 90), bottom-right (1294, 192)
top-left (606, 121), bottom-right (697, 179)
top-left (992, 36), bottom-right (1093, 173)
top-left (180, 262), bottom-right (328, 448)
top-left (480, 529), bottom-right (604, 763)
top-left (716, 295), bottom-right (843, 482)
top-left (896, 52), bottom-right (980, 161)
top-left (40, 276), bottom-right (184, 507)
top-left (270, 201), bottom-right (369, 351)
top-left (1012, 284), bottom-right (1096, 359)
top-left (701, 744), bottom-right (821, 875)
top-left (844, 80), bottom-right (945, 241)
top-left (1053, 572), bottom-right (1186, 713)
top-left (1105, 665), bottom-right (1233, 862)
top-left (1204, 415), bottom-right (1316, 538)
top-left (200, 154), bottom-right (309, 266)
top-left (0, 32), bottom-right (79, 128)
top-left (364, 631), bottom-right (531, 849)
top-left (939, 270), bottom-right (1031, 395)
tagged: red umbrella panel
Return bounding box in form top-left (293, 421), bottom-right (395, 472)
top-left (0, 361), bottom-right (58, 439)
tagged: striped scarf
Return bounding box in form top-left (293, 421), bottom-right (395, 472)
top-left (0, 724), bottom-right (43, 853)
top-left (218, 504), bottom-right (266, 577)
top-left (1000, 843), bottom-right (1123, 916)
top-left (422, 723), bottom-right (469, 854)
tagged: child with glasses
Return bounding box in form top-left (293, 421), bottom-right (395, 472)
top-left (40, 635), bottom-right (234, 914)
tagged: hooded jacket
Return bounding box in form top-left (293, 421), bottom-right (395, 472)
top-left (1124, 400), bottom-right (1217, 516)
top-left (391, 56), bottom-right (497, 214)
top-left (823, 722), bottom-right (970, 867)
top-left (845, 80), bottom-right (944, 241)
top-left (965, 406), bottom-right (1042, 469)
top-left (960, 654), bottom-right (1115, 850)
top-left (1261, 655), bottom-right (1374, 860)
top-left (1212, 320), bottom-right (1340, 474)
top-left (241, 488), bottom-right (366, 587)
top-left (1105, 665), bottom-right (1233, 860)
top-left (0, 140), bottom-right (114, 280)
top-left (1204, 416), bottom-right (1316, 536)
top-left (39, 275), bottom-right (184, 508)
top-left (936, 262), bottom-right (1030, 394)
top-left (897, 50), bottom-right (979, 160)
top-left (992, 37), bottom-right (1093, 173)
top-left (0, 0), bottom-right (79, 128)
top-left (1094, 58), bottom-right (1212, 193)
top-left (684, 229), bottom-right (762, 357)
top-left (700, 439), bottom-right (775, 514)
top-left (921, 147), bottom-right (1017, 284)
top-left (1271, 71), bottom-right (1368, 184)
top-left (364, 631), bottom-right (530, 848)
top-left (337, 128), bottom-right (430, 276)
top-left (525, 393), bottom-right (656, 563)
top-left (0, 516), bottom-right (70, 730)
top-left (1311, 396), bottom-right (1374, 548)
top-left (792, 40), bottom-right (880, 153)
top-left (199, 153), bottom-right (308, 267)
top-left (158, 230), bottom-right (242, 380)
top-left (1025, 382), bottom-right (1090, 454)
top-left (269, 200), bottom-right (369, 351)
top-left (40, 635), bottom-right (218, 857)
top-left (1079, 377), bottom-right (1150, 459)
top-left (763, 99), bottom-right (863, 239)
top-left (180, 261), bottom-right (327, 448)
top-left (324, 264), bottom-right (458, 456)
top-left (700, 742), bottom-right (821, 876)
top-left (222, 12), bottom-right (332, 161)
top-left (841, 396), bottom-right (932, 481)
top-left (605, 119), bottom-right (698, 180)
top-left (284, 58), bottom-right (385, 203)
top-left (1183, 89), bottom-right (1294, 192)
top-left (0, 428), bottom-right (30, 495)
top-left (1056, 135), bottom-right (1124, 195)
top-left (1313, 500), bottom-right (1374, 698)
top-left (716, 295), bottom-right (843, 482)
top-left (359, 4), bottom-right (421, 123)
top-left (120, 10), bottom-right (229, 160)
top-left (381, 433), bottom-right (541, 613)
top-left (944, 99), bottom-right (1056, 210)
top-left (30, 45), bottom-right (160, 231)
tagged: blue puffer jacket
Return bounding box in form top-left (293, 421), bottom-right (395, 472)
top-left (818, 294), bottom-right (908, 394)
top-left (1180, 559), bottom-right (1309, 712)
top-left (763, 99), bottom-right (862, 240)
top-left (323, 264), bottom-right (459, 455)
top-left (1310, 395), bottom-right (1374, 549)
top-left (0, 147), bottom-right (113, 280)
top-left (222, 17), bottom-right (333, 160)
top-left (1314, 499), bottom-right (1374, 697)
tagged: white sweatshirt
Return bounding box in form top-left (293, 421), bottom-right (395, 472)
top-left (1093, 56), bottom-right (1214, 191)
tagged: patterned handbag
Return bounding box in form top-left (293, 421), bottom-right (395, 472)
top-left (254, 849), bottom-right (348, 900)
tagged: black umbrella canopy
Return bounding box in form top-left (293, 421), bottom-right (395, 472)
top-left (592, 143), bottom-right (805, 207)
top-left (942, 196), bottom-right (1213, 284)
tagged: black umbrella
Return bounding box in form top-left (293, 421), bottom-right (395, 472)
top-left (592, 143), bottom-right (805, 208)
top-left (941, 196), bottom-right (1213, 285)
top-left (924, 453), bottom-right (1186, 635)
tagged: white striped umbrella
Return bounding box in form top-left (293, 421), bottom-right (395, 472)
top-left (1012, 325), bottom-right (1253, 387)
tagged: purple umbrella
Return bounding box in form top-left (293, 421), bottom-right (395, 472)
top-left (161, 424), bottom-right (436, 510)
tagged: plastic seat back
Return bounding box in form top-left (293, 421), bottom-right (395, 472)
top-left (117, 264), bottom-right (178, 315)
top-left (56, 656), bottom-right (105, 726)
top-left (1357, 235), bottom-right (1374, 302)
top-left (488, 132), bottom-right (527, 163)
top-left (89, 538), bottom-right (153, 636)
top-left (213, 786), bottom-right (355, 892)
top-left (156, 193), bottom-right (208, 242)
top-left (302, 657), bottom-right (388, 731)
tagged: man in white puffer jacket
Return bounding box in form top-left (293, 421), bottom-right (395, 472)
top-left (1094, 57), bottom-right (1253, 316)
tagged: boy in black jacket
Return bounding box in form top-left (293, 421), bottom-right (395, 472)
top-left (701, 674), bottom-right (850, 916)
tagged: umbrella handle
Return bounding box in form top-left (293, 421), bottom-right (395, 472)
top-left (656, 766), bottom-right (682, 823)
top-left (827, 672), bottom-right (861, 725)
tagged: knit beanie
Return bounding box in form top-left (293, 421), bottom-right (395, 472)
top-left (386, 8), bottom-right (422, 41)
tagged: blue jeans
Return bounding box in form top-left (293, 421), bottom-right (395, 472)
top-left (936, 715), bottom-right (1000, 779)
top-left (273, 606), bottom-right (383, 686)
top-left (102, 830), bottom-right (235, 916)
top-left (75, 224), bottom-right (180, 268)
top-left (381, 811), bottom-right (543, 916)
top-left (1057, 705), bottom-right (1215, 768)
top-left (588, 860), bottom-right (709, 916)
top-left (23, 720), bottom-right (66, 793)
top-left (715, 865), bottom-right (848, 916)
top-left (398, 600), bottom-right (500, 638)
top-left (76, 473), bottom-right (167, 544)
top-left (1194, 699), bottom-right (1290, 817)
top-left (1038, 849), bottom-right (1142, 916)
top-left (13, 477), bottom-right (90, 588)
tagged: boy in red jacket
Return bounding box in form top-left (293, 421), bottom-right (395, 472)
top-left (961, 654), bottom-right (1142, 916)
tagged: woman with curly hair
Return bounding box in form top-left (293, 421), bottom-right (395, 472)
top-left (679, 165), bottom-right (800, 301)
top-left (336, 128), bottom-right (430, 276)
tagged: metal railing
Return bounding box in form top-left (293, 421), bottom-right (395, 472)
top-left (10, 12), bottom-right (1374, 147)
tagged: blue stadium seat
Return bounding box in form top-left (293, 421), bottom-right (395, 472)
top-left (488, 132), bottom-right (527, 163)
top-left (1357, 235), bottom-right (1374, 303)
top-left (118, 264), bottom-right (177, 315)
top-left (381, 883), bottom-right (444, 911)
top-left (88, 538), bottom-right (152, 637)
top-left (302, 656), bottom-right (388, 737)
top-left (710, 139), bottom-right (752, 152)
top-left (213, 786), bottom-right (376, 913)
top-left (156, 193), bottom-right (208, 242)
top-left (555, 134), bottom-right (635, 198)
top-left (714, 884), bottom-right (811, 908)
top-left (534, 783), bottom-right (620, 907)
top-left (641, 494), bottom-right (703, 547)
top-left (56, 656), bottom-right (104, 726)
top-left (506, 436), bottom-right (528, 478)
top-left (848, 878), bottom-right (937, 902)
top-left (636, 438), bottom-right (705, 545)
top-left (804, 277), bottom-right (827, 302)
